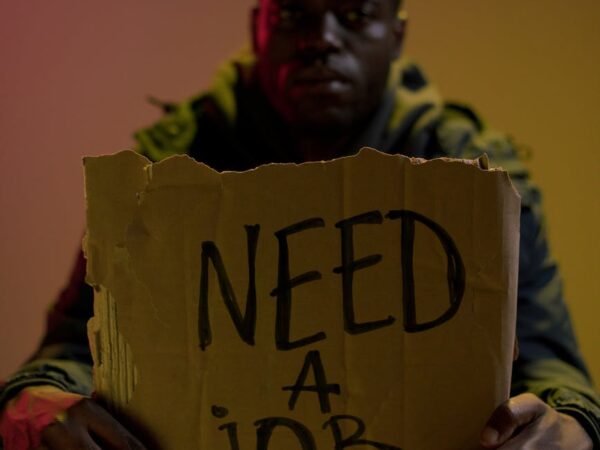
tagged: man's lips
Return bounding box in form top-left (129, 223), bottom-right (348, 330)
top-left (289, 67), bottom-right (351, 96)
top-left (292, 66), bottom-right (350, 84)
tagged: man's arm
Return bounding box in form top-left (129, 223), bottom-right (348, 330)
top-left (430, 104), bottom-right (600, 447)
top-left (474, 132), bottom-right (599, 447)
top-left (0, 250), bottom-right (146, 450)
top-left (481, 188), bottom-right (600, 449)
top-left (510, 192), bottom-right (600, 442)
top-left (0, 250), bottom-right (94, 407)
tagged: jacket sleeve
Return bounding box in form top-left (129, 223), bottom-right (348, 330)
top-left (511, 183), bottom-right (600, 445)
top-left (434, 103), bottom-right (600, 446)
top-left (0, 106), bottom-right (184, 410)
top-left (0, 249), bottom-right (95, 408)
top-left (0, 103), bottom-right (190, 411)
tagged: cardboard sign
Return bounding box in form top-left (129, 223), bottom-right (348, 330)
top-left (84, 148), bottom-right (520, 450)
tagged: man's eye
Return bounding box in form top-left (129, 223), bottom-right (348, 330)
top-left (270, 5), bottom-right (305, 28)
top-left (344, 10), bottom-right (362, 22)
top-left (279, 8), bottom-right (292, 20)
top-left (339, 3), bottom-right (377, 27)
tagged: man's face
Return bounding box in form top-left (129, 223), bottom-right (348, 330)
top-left (253, 0), bottom-right (404, 132)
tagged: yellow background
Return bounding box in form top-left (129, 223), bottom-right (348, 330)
top-left (0, 0), bottom-right (598, 386)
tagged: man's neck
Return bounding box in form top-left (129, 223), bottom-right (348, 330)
top-left (291, 127), bottom-right (361, 162)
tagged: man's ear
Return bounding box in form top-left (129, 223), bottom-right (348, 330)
top-left (251, 6), bottom-right (261, 55)
top-left (391, 13), bottom-right (407, 59)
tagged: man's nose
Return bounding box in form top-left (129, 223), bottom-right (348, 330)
top-left (297, 12), bottom-right (343, 58)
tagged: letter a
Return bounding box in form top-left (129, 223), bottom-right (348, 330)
top-left (282, 350), bottom-right (340, 413)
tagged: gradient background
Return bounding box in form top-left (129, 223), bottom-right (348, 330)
top-left (1, 0), bottom-right (599, 386)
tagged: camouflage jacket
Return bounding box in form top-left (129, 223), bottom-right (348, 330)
top-left (2, 54), bottom-right (599, 447)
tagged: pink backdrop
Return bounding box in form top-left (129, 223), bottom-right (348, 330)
top-left (1, 1), bottom-right (599, 385)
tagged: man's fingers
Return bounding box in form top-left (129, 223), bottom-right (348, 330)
top-left (73, 400), bottom-right (147, 450)
top-left (41, 420), bottom-right (101, 450)
top-left (40, 399), bottom-right (146, 450)
top-left (480, 393), bottom-right (547, 448)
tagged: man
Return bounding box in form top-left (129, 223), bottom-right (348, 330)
top-left (1, 0), bottom-right (599, 448)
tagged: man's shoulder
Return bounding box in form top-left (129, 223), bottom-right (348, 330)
top-left (436, 103), bottom-right (523, 171)
top-left (132, 52), bottom-right (254, 163)
top-left (390, 61), bottom-right (533, 198)
top-left (432, 102), bottom-right (538, 206)
top-left (133, 96), bottom-right (203, 162)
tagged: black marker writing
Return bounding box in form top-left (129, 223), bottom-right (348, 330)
top-left (255, 417), bottom-right (316, 450)
top-left (282, 350), bottom-right (340, 413)
top-left (333, 210), bottom-right (395, 334)
top-left (199, 225), bottom-right (260, 350)
top-left (270, 218), bottom-right (327, 351)
top-left (323, 415), bottom-right (403, 450)
top-left (387, 210), bottom-right (465, 333)
top-left (218, 422), bottom-right (241, 450)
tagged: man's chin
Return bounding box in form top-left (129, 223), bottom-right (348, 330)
top-left (286, 106), bottom-right (357, 133)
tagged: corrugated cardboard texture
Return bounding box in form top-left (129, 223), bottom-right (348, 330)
top-left (84, 148), bottom-right (520, 450)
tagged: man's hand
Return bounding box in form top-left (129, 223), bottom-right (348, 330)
top-left (38, 397), bottom-right (147, 450)
top-left (480, 393), bottom-right (593, 450)
top-left (0, 386), bottom-right (146, 450)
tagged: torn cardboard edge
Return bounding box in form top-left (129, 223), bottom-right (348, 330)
top-left (83, 147), bottom-right (520, 450)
